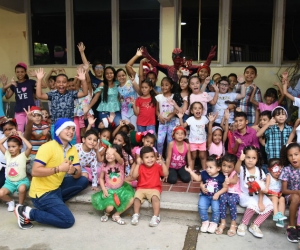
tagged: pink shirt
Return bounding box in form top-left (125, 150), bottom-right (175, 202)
top-left (170, 141), bottom-right (188, 169)
top-left (227, 170), bottom-right (241, 194)
top-left (258, 101), bottom-right (278, 112)
top-left (184, 92), bottom-right (213, 116)
top-left (208, 142), bottom-right (224, 157)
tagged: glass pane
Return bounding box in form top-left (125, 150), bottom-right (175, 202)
top-left (283, 0), bottom-right (300, 61)
top-left (74, 0), bottom-right (112, 64)
top-left (181, 0), bottom-right (219, 62)
top-left (31, 0), bottom-right (66, 64)
top-left (230, 0), bottom-right (273, 62)
top-left (119, 0), bottom-right (160, 64)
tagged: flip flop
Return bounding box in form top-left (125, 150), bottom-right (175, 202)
top-left (215, 223), bottom-right (226, 235)
top-left (227, 224), bottom-right (237, 237)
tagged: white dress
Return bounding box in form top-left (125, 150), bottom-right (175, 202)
top-left (239, 166), bottom-right (273, 214)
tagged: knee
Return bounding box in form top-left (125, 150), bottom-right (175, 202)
top-left (290, 194), bottom-right (300, 204)
top-left (63, 216), bottom-right (75, 228)
top-left (18, 185), bottom-right (26, 193)
top-left (151, 195), bottom-right (160, 203)
top-left (167, 175), bottom-right (177, 184)
top-left (180, 174), bottom-right (191, 183)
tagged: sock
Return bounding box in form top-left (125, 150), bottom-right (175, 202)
top-left (23, 206), bottom-right (32, 219)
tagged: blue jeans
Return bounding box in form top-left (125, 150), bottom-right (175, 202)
top-left (30, 176), bottom-right (88, 228)
top-left (137, 125), bottom-right (156, 133)
top-left (198, 195), bottom-right (220, 223)
top-left (98, 111), bottom-right (121, 126)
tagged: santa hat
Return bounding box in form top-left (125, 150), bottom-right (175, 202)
top-left (172, 126), bottom-right (186, 138)
top-left (197, 46), bottom-right (217, 75)
top-left (130, 131), bottom-right (143, 146)
top-left (54, 118), bottom-right (76, 144)
top-left (16, 62), bottom-right (27, 70)
top-left (30, 106), bottom-right (42, 115)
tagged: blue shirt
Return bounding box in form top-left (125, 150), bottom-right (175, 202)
top-left (201, 170), bottom-right (225, 196)
top-left (47, 90), bottom-right (78, 123)
top-left (89, 71), bottom-right (102, 89)
top-left (0, 88), bottom-right (6, 117)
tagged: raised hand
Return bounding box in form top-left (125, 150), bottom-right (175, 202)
top-left (0, 74), bottom-right (8, 85)
top-left (224, 109), bottom-right (230, 120)
top-left (140, 46), bottom-right (150, 58)
top-left (184, 165), bottom-right (192, 173)
top-left (212, 83), bottom-right (219, 92)
top-left (108, 112), bottom-right (116, 123)
top-left (23, 106), bottom-right (34, 121)
top-left (204, 76), bottom-right (211, 85)
top-left (88, 116), bottom-right (97, 126)
top-left (10, 77), bottom-right (17, 87)
top-left (57, 68), bottom-right (66, 74)
top-left (235, 107), bottom-right (242, 112)
top-left (239, 150), bottom-right (245, 161)
top-left (136, 48), bottom-right (143, 57)
top-left (124, 120), bottom-right (130, 125)
top-left (119, 120), bottom-right (125, 127)
top-left (177, 112), bottom-right (184, 119)
top-left (237, 75), bottom-right (245, 83)
top-left (75, 68), bottom-right (86, 81)
top-left (281, 71), bottom-right (288, 80)
top-left (16, 131), bottom-right (23, 138)
top-left (28, 69), bottom-right (36, 77)
top-left (251, 83), bottom-right (257, 90)
top-left (273, 82), bottom-right (280, 87)
top-left (208, 112), bottom-right (217, 122)
top-left (77, 42), bottom-right (85, 52)
top-left (35, 68), bottom-right (46, 80)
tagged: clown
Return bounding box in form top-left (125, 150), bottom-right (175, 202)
top-left (140, 46), bottom-right (217, 83)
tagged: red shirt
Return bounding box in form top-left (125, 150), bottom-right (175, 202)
top-left (137, 163), bottom-right (164, 193)
top-left (135, 97), bottom-right (156, 126)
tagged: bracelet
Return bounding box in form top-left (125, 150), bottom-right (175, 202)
top-left (54, 167), bottom-right (57, 174)
top-left (57, 166), bottom-right (60, 173)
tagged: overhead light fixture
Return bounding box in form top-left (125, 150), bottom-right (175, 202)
top-left (181, 22), bottom-right (186, 25)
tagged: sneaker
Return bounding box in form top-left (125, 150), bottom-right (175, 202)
top-left (249, 223), bottom-right (263, 238)
top-left (131, 213), bottom-right (140, 225)
top-left (149, 215), bottom-right (160, 227)
top-left (207, 222), bottom-right (218, 234)
top-left (7, 200), bottom-right (15, 212)
top-left (287, 227), bottom-right (299, 243)
top-left (276, 220), bottom-right (284, 228)
top-left (277, 212), bottom-right (287, 221)
top-left (273, 212), bottom-right (281, 221)
top-left (201, 221), bottom-right (210, 233)
top-left (296, 226), bottom-right (300, 240)
top-left (14, 205), bottom-right (33, 230)
top-left (237, 223), bottom-right (247, 236)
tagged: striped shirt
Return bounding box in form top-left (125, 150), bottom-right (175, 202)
top-left (30, 124), bottom-right (49, 155)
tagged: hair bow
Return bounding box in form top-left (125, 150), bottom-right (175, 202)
top-left (142, 130), bottom-right (154, 136)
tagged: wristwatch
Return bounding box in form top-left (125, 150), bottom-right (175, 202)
top-left (72, 168), bottom-right (78, 175)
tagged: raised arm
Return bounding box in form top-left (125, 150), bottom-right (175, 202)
top-left (178, 112), bottom-right (188, 128)
top-left (209, 83), bottom-right (219, 105)
top-left (256, 117), bottom-right (276, 137)
top-left (76, 68), bottom-right (88, 98)
top-left (125, 48), bottom-right (143, 78)
top-left (17, 131), bottom-right (32, 157)
top-left (235, 150), bottom-right (245, 174)
top-left (185, 165), bottom-right (201, 181)
top-left (282, 79), bottom-right (295, 102)
top-left (77, 42), bottom-right (89, 65)
top-left (287, 118), bottom-right (300, 144)
top-left (236, 84), bottom-right (246, 100)
top-left (273, 82), bottom-right (285, 105)
top-left (249, 84), bottom-right (259, 107)
top-left (35, 68), bottom-right (49, 100)
top-left (0, 135), bottom-right (8, 154)
top-left (221, 109), bottom-right (229, 144)
top-left (207, 112), bottom-right (217, 149)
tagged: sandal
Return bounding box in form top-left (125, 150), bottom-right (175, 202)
top-left (215, 223), bottom-right (226, 235)
top-left (112, 215), bottom-right (126, 225)
top-left (227, 224), bottom-right (237, 237)
top-left (100, 212), bottom-right (110, 222)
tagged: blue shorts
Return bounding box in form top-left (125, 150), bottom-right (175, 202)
top-left (3, 177), bottom-right (30, 194)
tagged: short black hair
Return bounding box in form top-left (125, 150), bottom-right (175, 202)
top-left (234, 111), bottom-right (247, 120)
top-left (83, 129), bottom-right (98, 139)
top-left (222, 154), bottom-right (238, 165)
top-left (228, 73), bottom-right (237, 79)
top-left (244, 65), bottom-right (257, 75)
top-left (259, 110), bottom-right (272, 119)
top-left (140, 146), bottom-right (155, 158)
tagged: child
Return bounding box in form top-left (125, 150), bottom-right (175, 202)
top-left (185, 155), bottom-right (228, 233)
top-left (5, 63), bottom-right (47, 132)
top-left (178, 102), bottom-right (209, 170)
top-left (264, 158), bottom-right (287, 228)
top-left (207, 110), bottom-right (229, 157)
top-left (131, 146), bottom-right (168, 227)
top-left (27, 106), bottom-right (50, 175)
top-left (287, 118), bottom-right (300, 144)
top-left (233, 66), bottom-right (263, 126)
top-left (116, 69), bottom-right (140, 128)
top-left (84, 66), bottom-right (122, 126)
top-left (91, 144), bottom-right (134, 225)
top-left (0, 131), bottom-right (32, 211)
top-left (133, 131), bottom-right (157, 164)
top-left (113, 131), bottom-right (133, 177)
top-left (132, 79), bottom-right (156, 132)
top-left (182, 76), bottom-right (219, 116)
top-left (228, 73), bottom-right (238, 93)
top-left (232, 111), bottom-right (260, 158)
top-left (40, 108), bottom-right (51, 125)
top-left (112, 120), bottom-right (135, 139)
top-left (75, 130), bottom-right (102, 191)
top-left (279, 143), bottom-right (300, 243)
top-left (250, 84), bottom-right (284, 112)
top-left (211, 76), bottom-right (245, 125)
top-left (236, 146), bottom-right (273, 238)
top-left (35, 68), bottom-right (88, 143)
top-left (165, 126), bottom-right (192, 184)
top-left (216, 154), bottom-right (240, 237)
top-left (282, 72), bottom-right (300, 118)
top-left (155, 77), bottom-right (176, 155)
top-left (256, 106), bottom-right (292, 160)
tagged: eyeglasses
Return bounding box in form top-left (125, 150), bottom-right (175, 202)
top-left (219, 82), bottom-right (229, 87)
top-left (95, 66), bottom-right (103, 70)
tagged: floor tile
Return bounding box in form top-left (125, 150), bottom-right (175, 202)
top-left (170, 186), bottom-right (188, 192)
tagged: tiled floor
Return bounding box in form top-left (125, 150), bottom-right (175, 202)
top-left (162, 180), bottom-right (201, 193)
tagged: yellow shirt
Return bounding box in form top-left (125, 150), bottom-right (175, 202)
top-left (29, 140), bottom-right (79, 198)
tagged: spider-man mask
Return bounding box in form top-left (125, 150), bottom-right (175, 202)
top-left (172, 48), bottom-right (184, 68)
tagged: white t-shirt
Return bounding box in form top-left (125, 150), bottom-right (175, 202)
top-left (293, 97), bottom-right (300, 118)
top-left (209, 92), bottom-right (238, 124)
top-left (155, 94), bottom-right (174, 119)
top-left (186, 116), bottom-right (209, 143)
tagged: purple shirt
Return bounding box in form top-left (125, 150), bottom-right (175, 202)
top-left (231, 126), bottom-right (260, 158)
top-left (10, 79), bottom-right (36, 112)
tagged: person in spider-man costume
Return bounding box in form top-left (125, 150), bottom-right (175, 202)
top-left (140, 46), bottom-right (217, 83)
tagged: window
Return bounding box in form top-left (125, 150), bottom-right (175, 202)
top-left (31, 0), bottom-right (67, 65)
top-left (283, 0), bottom-right (300, 61)
top-left (73, 0), bottom-right (112, 65)
top-left (119, 0), bottom-right (160, 64)
top-left (229, 0), bottom-right (274, 62)
top-left (181, 0), bottom-right (219, 62)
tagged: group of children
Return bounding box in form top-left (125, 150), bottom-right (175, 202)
top-left (0, 44), bottom-right (300, 244)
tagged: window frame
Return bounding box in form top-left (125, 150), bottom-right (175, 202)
top-left (178, 0), bottom-right (286, 67)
